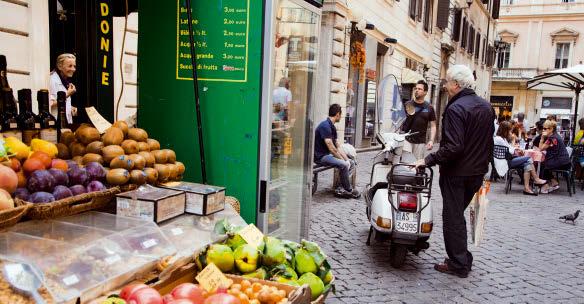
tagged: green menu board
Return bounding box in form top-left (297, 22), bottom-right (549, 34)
top-left (138, 0), bottom-right (263, 224)
top-left (176, 0), bottom-right (250, 82)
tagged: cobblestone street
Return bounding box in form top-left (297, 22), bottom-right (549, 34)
top-left (310, 150), bottom-right (584, 304)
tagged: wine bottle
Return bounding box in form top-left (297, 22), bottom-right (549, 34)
top-left (1, 88), bottom-right (22, 141)
top-left (0, 55), bottom-right (9, 89)
top-left (17, 89), bottom-right (41, 145)
top-left (37, 89), bottom-right (57, 144)
top-left (56, 91), bottom-right (71, 142)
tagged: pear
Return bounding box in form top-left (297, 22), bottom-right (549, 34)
top-left (225, 233), bottom-right (247, 251)
top-left (321, 269), bottom-right (333, 285)
top-left (295, 248), bottom-right (317, 275)
top-left (297, 272), bottom-right (325, 300)
top-left (234, 244), bottom-right (260, 273)
top-left (242, 267), bottom-right (268, 280)
top-left (262, 237), bottom-right (286, 266)
top-left (206, 244), bottom-right (235, 272)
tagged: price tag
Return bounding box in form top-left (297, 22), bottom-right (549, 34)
top-left (105, 254), bottom-right (122, 265)
top-left (62, 275), bottom-right (79, 286)
top-left (10, 123), bottom-right (17, 128)
top-left (34, 123), bottom-right (40, 129)
top-left (142, 238), bottom-right (158, 249)
top-left (85, 106), bottom-right (113, 134)
top-left (49, 121), bottom-right (55, 126)
top-left (171, 228), bottom-right (184, 236)
top-left (196, 263), bottom-right (231, 292)
top-left (238, 224), bottom-right (264, 248)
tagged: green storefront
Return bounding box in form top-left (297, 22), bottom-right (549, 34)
top-left (138, 0), bottom-right (322, 241)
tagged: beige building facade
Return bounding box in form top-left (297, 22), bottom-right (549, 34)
top-left (315, 0), bottom-right (500, 148)
top-left (492, 0), bottom-right (584, 134)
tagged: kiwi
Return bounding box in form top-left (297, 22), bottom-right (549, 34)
top-left (56, 143), bottom-right (71, 160)
top-left (110, 155), bottom-right (134, 170)
top-left (138, 151), bottom-right (155, 167)
top-left (151, 150), bottom-right (168, 164)
top-left (175, 161), bottom-right (186, 176)
top-left (144, 167), bottom-right (158, 184)
top-left (59, 131), bottom-right (76, 146)
top-left (128, 128), bottom-right (148, 142)
top-left (128, 154), bottom-right (146, 170)
top-left (146, 138), bottom-right (160, 151)
top-left (154, 164), bottom-right (170, 182)
top-left (130, 170), bottom-right (147, 185)
top-left (76, 127), bottom-right (101, 145)
top-left (163, 149), bottom-right (177, 163)
top-left (102, 127), bottom-right (124, 146)
top-left (112, 121), bottom-right (129, 138)
top-left (72, 155), bottom-right (84, 165)
top-left (137, 142), bottom-right (150, 152)
top-left (86, 141), bottom-right (105, 155)
top-left (121, 140), bottom-right (139, 154)
top-left (106, 168), bottom-right (130, 185)
top-left (102, 145), bottom-right (125, 164)
top-left (69, 142), bottom-right (86, 157)
top-left (82, 153), bottom-right (104, 165)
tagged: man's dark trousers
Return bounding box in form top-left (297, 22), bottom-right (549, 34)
top-left (438, 174), bottom-right (484, 273)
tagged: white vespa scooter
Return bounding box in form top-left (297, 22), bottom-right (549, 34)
top-left (364, 131), bottom-right (434, 268)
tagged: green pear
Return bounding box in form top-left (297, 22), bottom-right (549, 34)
top-left (295, 248), bottom-right (317, 275)
top-left (242, 267), bottom-right (268, 279)
top-left (206, 244), bottom-right (235, 272)
top-left (263, 237), bottom-right (286, 266)
top-left (234, 244), bottom-right (260, 273)
top-left (225, 233), bottom-right (247, 251)
top-left (297, 273), bottom-right (325, 300)
top-left (321, 270), bottom-right (333, 285)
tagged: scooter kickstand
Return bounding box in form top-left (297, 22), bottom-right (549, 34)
top-left (366, 226), bottom-right (373, 246)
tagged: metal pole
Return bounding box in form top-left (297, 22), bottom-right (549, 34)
top-left (185, 0), bottom-right (207, 183)
top-left (573, 84), bottom-right (581, 144)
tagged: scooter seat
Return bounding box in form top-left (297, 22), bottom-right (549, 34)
top-left (388, 166), bottom-right (425, 189)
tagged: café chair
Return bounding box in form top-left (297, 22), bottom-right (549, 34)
top-left (493, 145), bottom-right (522, 194)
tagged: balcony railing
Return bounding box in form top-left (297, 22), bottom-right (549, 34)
top-left (492, 68), bottom-right (540, 80)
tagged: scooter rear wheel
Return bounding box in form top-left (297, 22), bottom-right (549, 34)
top-left (389, 243), bottom-right (407, 268)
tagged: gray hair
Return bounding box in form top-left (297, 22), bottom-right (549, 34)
top-left (278, 77), bottom-right (289, 87)
top-left (446, 65), bottom-right (476, 90)
top-left (56, 53), bottom-right (76, 71)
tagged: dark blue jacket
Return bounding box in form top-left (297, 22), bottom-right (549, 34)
top-left (425, 88), bottom-right (495, 176)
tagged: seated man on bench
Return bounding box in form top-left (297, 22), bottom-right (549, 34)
top-left (314, 104), bottom-right (360, 198)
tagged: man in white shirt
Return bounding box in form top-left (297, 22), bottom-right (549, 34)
top-left (272, 77), bottom-right (292, 121)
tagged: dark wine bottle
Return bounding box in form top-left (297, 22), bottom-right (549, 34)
top-left (37, 89), bottom-right (58, 144)
top-left (17, 89), bottom-right (41, 145)
top-left (1, 88), bottom-right (22, 141)
top-left (0, 55), bottom-right (9, 89)
top-left (56, 91), bottom-right (71, 142)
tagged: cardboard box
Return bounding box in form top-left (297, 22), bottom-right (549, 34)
top-left (160, 181), bottom-right (225, 215)
top-left (116, 187), bottom-right (186, 223)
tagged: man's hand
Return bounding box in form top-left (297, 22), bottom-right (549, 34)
top-left (426, 141), bottom-right (434, 150)
top-left (413, 158), bottom-right (426, 168)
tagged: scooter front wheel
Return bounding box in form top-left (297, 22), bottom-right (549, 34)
top-left (389, 243), bottom-right (407, 268)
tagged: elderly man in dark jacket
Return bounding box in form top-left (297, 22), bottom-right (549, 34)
top-left (415, 65), bottom-right (495, 278)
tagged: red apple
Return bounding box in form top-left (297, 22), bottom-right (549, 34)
top-left (127, 287), bottom-right (163, 304)
top-left (203, 294), bottom-right (241, 304)
top-left (167, 300), bottom-right (194, 304)
top-left (170, 283), bottom-right (205, 304)
top-left (120, 283), bottom-right (149, 300)
top-left (162, 294), bottom-right (176, 304)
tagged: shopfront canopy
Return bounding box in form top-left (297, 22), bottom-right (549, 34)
top-left (527, 64), bottom-right (584, 140)
top-left (401, 68), bottom-right (426, 84)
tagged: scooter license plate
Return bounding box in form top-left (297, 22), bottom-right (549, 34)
top-left (395, 212), bottom-right (418, 233)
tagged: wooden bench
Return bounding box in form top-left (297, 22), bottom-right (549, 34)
top-left (312, 163), bottom-right (357, 195)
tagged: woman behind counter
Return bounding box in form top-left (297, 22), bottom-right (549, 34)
top-left (49, 53), bottom-right (78, 124)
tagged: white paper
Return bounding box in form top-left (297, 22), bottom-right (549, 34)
top-left (142, 238), bottom-right (158, 249)
top-left (62, 275), bottom-right (79, 286)
top-left (85, 106), bottom-right (112, 134)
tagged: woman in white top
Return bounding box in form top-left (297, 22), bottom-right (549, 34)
top-left (49, 53), bottom-right (78, 124)
top-left (493, 121), bottom-right (547, 195)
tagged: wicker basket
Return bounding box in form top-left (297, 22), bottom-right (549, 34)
top-left (22, 187), bottom-right (121, 220)
top-left (0, 199), bottom-right (31, 230)
top-left (225, 196), bottom-right (240, 214)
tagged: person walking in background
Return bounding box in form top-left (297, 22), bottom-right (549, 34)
top-left (273, 77), bottom-right (292, 122)
top-left (49, 53), bottom-right (78, 124)
top-left (314, 104), bottom-right (360, 199)
top-left (414, 65), bottom-right (495, 278)
top-left (401, 80), bottom-right (437, 160)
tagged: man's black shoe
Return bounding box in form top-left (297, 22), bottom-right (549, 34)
top-left (350, 190), bottom-right (361, 198)
top-left (434, 263), bottom-right (469, 278)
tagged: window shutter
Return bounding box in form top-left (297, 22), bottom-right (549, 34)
top-left (461, 18), bottom-right (467, 49)
top-left (436, 0), bottom-right (450, 30)
top-left (424, 0), bottom-right (432, 32)
top-left (410, 0), bottom-right (417, 20)
top-left (469, 27), bottom-right (475, 54)
top-left (475, 33), bottom-right (481, 59)
top-left (492, 0), bottom-right (501, 19)
top-left (417, 0), bottom-right (424, 21)
top-left (452, 10), bottom-right (462, 41)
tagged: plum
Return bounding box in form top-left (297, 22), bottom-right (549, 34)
top-left (65, 160), bottom-right (79, 170)
top-left (86, 181), bottom-right (106, 193)
top-left (14, 188), bottom-right (30, 201)
top-left (48, 168), bottom-right (69, 186)
top-left (85, 162), bottom-right (106, 182)
top-left (68, 167), bottom-right (88, 186)
top-left (53, 185), bottom-right (73, 200)
top-left (27, 170), bottom-right (56, 193)
top-left (29, 192), bottom-right (55, 203)
top-left (69, 185), bottom-right (87, 196)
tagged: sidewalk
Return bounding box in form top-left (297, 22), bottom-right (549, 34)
top-left (310, 150), bottom-right (584, 304)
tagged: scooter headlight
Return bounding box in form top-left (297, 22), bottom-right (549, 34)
top-left (376, 216), bottom-right (392, 228)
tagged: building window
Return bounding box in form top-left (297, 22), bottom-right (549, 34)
top-left (409, 0), bottom-right (417, 20)
top-left (502, 0), bottom-right (514, 4)
top-left (461, 18), bottom-right (468, 49)
top-left (555, 43), bottom-right (570, 69)
top-left (561, 0), bottom-right (575, 3)
top-left (452, 10), bottom-right (462, 42)
top-left (423, 0), bottom-right (433, 32)
top-left (496, 42), bottom-right (511, 68)
top-left (468, 26), bottom-right (475, 55)
top-left (475, 33), bottom-right (481, 60)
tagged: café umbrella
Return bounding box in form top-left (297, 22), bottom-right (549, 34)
top-left (527, 64), bottom-right (584, 141)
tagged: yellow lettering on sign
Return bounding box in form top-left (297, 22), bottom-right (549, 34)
top-left (102, 55), bottom-right (108, 69)
top-left (100, 3), bottom-right (109, 16)
top-left (100, 37), bottom-right (110, 52)
top-left (100, 20), bottom-right (110, 34)
top-left (101, 72), bottom-right (110, 86)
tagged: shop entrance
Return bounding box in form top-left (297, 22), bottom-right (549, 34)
top-left (490, 95), bottom-right (514, 121)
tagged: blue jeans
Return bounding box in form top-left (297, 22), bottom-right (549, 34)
top-left (509, 156), bottom-right (533, 171)
top-left (317, 154), bottom-right (353, 192)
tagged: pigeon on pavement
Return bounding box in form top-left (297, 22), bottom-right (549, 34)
top-left (559, 210), bottom-right (580, 224)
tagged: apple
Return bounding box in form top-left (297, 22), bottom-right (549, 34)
top-left (233, 244), bottom-right (259, 273)
top-left (127, 287), bottom-right (163, 304)
top-left (170, 283), bottom-right (204, 304)
top-left (206, 244), bottom-right (235, 272)
top-left (162, 294), bottom-right (175, 304)
top-left (120, 283), bottom-right (149, 300)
